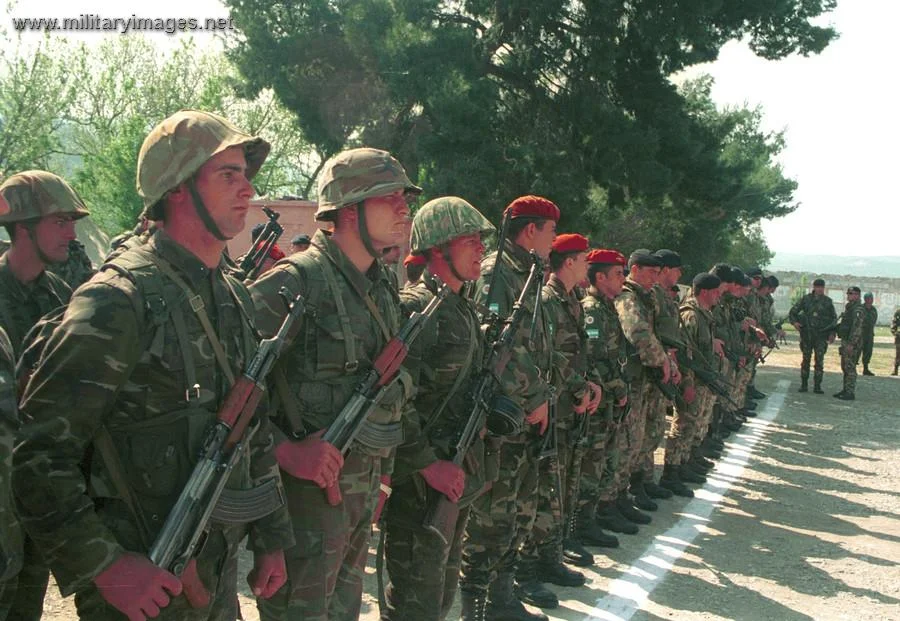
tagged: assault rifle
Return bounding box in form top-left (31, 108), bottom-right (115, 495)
top-left (240, 206), bottom-right (284, 280)
top-left (322, 281), bottom-right (450, 467)
top-left (674, 350), bottom-right (741, 410)
top-left (423, 253), bottom-right (543, 544)
top-left (149, 288), bottom-right (303, 577)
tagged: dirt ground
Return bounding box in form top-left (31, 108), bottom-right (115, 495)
top-left (38, 333), bottom-right (900, 620)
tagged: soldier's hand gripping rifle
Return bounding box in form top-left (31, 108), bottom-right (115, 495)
top-left (240, 206), bottom-right (284, 280)
top-left (321, 281), bottom-right (451, 492)
top-left (423, 253), bottom-right (543, 544)
top-left (149, 288), bottom-right (304, 577)
top-left (674, 350), bottom-right (741, 410)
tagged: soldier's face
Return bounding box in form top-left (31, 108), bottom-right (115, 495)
top-left (631, 265), bottom-right (659, 289)
top-left (363, 190), bottom-right (411, 250)
top-left (594, 264), bottom-right (625, 298)
top-left (33, 214), bottom-right (78, 264)
top-left (847, 291), bottom-right (860, 303)
top-left (659, 266), bottom-right (682, 288)
top-left (569, 251), bottom-right (589, 284)
top-left (813, 285), bottom-right (825, 296)
top-left (447, 233), bottom-right (485, 281)
top-left (530, 220), bottom-right (557, 260)
top-left (193, 146), bottom-right (254, 240)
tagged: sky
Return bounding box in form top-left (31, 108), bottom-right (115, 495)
top-left (4, 0), bottom-right (898, 258)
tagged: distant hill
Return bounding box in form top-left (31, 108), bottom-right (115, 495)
top-left (769, 253), bottom-right (900, 278)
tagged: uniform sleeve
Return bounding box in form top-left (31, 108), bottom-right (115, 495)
top-left (246, 411), bottom-right (296, 553)
top-left (788, 298), bottom-right (803, 324)
top-left (12, 279), bottom-right (142, 595)
top-left (0, 328), bottom-right (23, 580)
top-left (615, 291), bottom-right (668, 368)
top-left (476, 266), bottom-right (549, 414)
top-left (849, 307), bottom-right (865, 347)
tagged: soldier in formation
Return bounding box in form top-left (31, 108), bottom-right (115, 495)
top-left (892, 307), bottom-right (900, 376)
top-left (834, 287), bottom-right (866, 401)
top-left (861, 292), bottom-right (878, 376)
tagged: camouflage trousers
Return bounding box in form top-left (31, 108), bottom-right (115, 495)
top-left (840, 342), bottom-right (862, 396)
top-left (862, 332), bottom-right (875, 367)
top-left (73, 499), bottom-right (241, 621)
top-left (579, 407), bottom-right (625, 509)
top-left (381, 476), bottom-right (473, 621)
top-left (612, 384), bottom-right (646, 496)
top-left (665, 385), bottom-right (715, 465)
top-left (258, 451), bottom-right (380, 621)
top-left (800, 336), bottom-right (829, 386)
top-left (638, 381), bottom-right (669, 476)
top-left (2, 535), bottom-right (48, 621)
top-left (460, 433), bottom-right (541, 595)
top-left (521, 417), bottom-right (589, 568)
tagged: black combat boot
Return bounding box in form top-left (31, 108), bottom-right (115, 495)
top-left (595, 500), bottom-right (639, 535)
top-left (744, 400), bottom-right (758, 411)
top-left (616, 491), bottom-right (652, 524)
top-left (741, 407), bottom-right (758, 418)
top-left (659, 464), bottom-right (694, 498)
top-left (491, 572), bottom-right (552, 619)
top-left (575, 504), bottom-right (619, 548)
top-left (678, 463), bottom-right (707, 484)
top-left (891, 365), bottom-right (898, 376)
top-left (749, 385), bottom-right (767, 399)
top-left (835, 392), bottom-right (855, 401)
top-left (563, 513), bottom-right (596, 565)
top-left (643, 475), bottom-right (675, 500)
top-left (863, 366), bottom-right (875, 376)
top-left (512, 565), bottom-right (559, 611)
top-left (536, 557), bottom-right (587, 587)
top-left (629, 472), bottom-right (659, 510)
top-left (814, 374), bottom-right (824, 394)
top-left (690, 448), bottom-right (715, 471)
top-left (799, 372), bottom-right (809, 392)
top-left (461, 590), bottom-right (488, 621)
top-left (723, 413), bottom-right (742, 432)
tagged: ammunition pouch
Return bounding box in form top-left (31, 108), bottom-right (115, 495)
top-left (485, 394), bottom-right (524, 436)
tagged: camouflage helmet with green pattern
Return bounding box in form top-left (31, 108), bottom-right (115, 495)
top-left (315, 147), bottom-right (422, 221)
top-left (137, 109), bottom-right (270, 220)
top-left (0, 170), bottom-right (90, 225)
top-left (410, 196), bottom-right (495, 254)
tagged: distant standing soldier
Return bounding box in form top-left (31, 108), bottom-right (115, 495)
top-left (892, 307), bottom-right (900, 376)
top-left (381, 196), bottom-right (495, 621)
top-left (248, 147), bottom-right (418, 621)
top-left (0, 170), bottom-right (89, 621)
top-left (834, 287), bottom-right (866, 400)
top-left (789, 278), bottom-right (837, 393)
top-left (289, 234), bottom-right (311, 254)
top-left (11, 110), bottom-right (293, 620)
top-left (861, 292), bottom-right (878, 376)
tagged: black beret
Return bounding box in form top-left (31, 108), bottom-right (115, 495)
top-left (653, 248), bottom-right (682, 268)
top-left (847, 286), bottom-right (861, 294)
top-left (710, 263), bottom-right (734, 283)
top-left (745, 266), bottom-right (763, 278)
top-left (813, 278), bottom-right (825, 287)
top-left (291, 234), bottom-right (311, 245)
top-left (766, 275), bottom-right (779, 287)
top-left (693, 273), bottom-right (721, 290)
top-left (731, 267), bottom-right (746, 283)
top-left (628, 249), bottom-right (662, 269)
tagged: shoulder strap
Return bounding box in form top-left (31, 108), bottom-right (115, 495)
top-left (319, 257), bottom-right (360, 372)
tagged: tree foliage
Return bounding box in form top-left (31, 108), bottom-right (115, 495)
top-left (225, 0), bottom-right (835, 272)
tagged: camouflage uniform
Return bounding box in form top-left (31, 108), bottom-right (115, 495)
top-left (460, 239), bottom-right (552, 597)
top-left (12, 230), bottom-right (294, 620)
top-left (0, 170), bottom-right (88, 621)
top-left (892, 309), bottom-right (900, 375)
top-left (861, 304), bottom-right (878, 372)
top-left (48, 240), bottom-right (96, 290)
top-left (520, 275), bottom-right (589, 569)
top-left (667, 297), bottom-right (717, 465)
top-left (0, 327), bottom-right (23, 620)
top-left (789, 292), bottom-right (838, 389)
top-left (579, 290), bottom-right (629, 508)
top-left (615, 279), bottom-right (668, 488)
top-left (645, 284), bottom-right (683, 473)
top-left (381, 197), bottom-right (494, 621)
top-left (838, 298), bottom-right (866, 397)
top-left (713, 293), bottom-right (742, 412)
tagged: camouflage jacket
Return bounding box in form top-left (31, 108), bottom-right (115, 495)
top-left (0, 252), bottom-right (72, 358)
top-left (248, 229), bottom-right (408, 467)
top-left (862, 305), bottom-right (878, 334)
top-left (47, 240), bottom-right (96, 290)
top-left (0, 326), bottom-right (22, 583)
top-left (615, 278), bottom-right (668, 375)
top-left (394, 272), bottom-right (486, 497)
top-left (892, 308), bottom-right (900, 341)
top-left (712, 293), bottom-right (742, 355)
top-left (581, 289), bottom-right (628, 408)
top-left (759, 293), bottom-right (776, 337)
top-left (839, 299), bottom-right (865, 348)
top-left (475, 239), bottom-right (552, 422)
top-left (542, 274), bottom-right (588, 425)
top-left (680, 296), bottom-right (718, 372)
top-left (12, 231), bottom-right (293, 595)
top-left (789, 292), bottom-right (838, 339)
top-left (652, 283), bottom-right (685, 352)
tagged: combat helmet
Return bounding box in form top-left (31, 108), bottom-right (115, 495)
top-left (136, 109), bottom-right (270, 239)
top-left (315, 148), bottom-right (421, 221)
top-left (410, 196), bottom-right (494, 254)
top-left (0, 171), bottom-right (90, 225)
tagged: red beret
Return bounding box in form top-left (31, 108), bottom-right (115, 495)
top-left (504, 195), bottom-right (560, 222)
top-left (587, 249), bottom-right (627, 266)
top-left (403, 253), bottom-right (427, 267)
top-left (254, 240), bottom-right (286, 261)
top-left (551, 233), bottom-right (589, 254)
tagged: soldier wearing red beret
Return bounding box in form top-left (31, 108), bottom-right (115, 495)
top-left (460, 195), bottom-right (558, 620)
top-left (402, 252), bottom-right (427, 285)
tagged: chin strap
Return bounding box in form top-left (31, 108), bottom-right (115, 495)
top-left (356, 203), bottom-right (383, 260)
top-left (189, 180), bottom-right (230, 241)
top-left (25, 223), bottom-right (58, 267)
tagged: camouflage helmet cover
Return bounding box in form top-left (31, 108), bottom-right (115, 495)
top-left (410, 196), bottom-right (495, 254)
top-left (137, 109), bottom-right (271, 214)
top-left (315, 147), bottom-right (422, 221)
top-left (0, 170), bottom-right (90, 225)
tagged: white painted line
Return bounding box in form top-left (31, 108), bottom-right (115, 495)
top-left (585, 379), bottom-right (790, 621)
